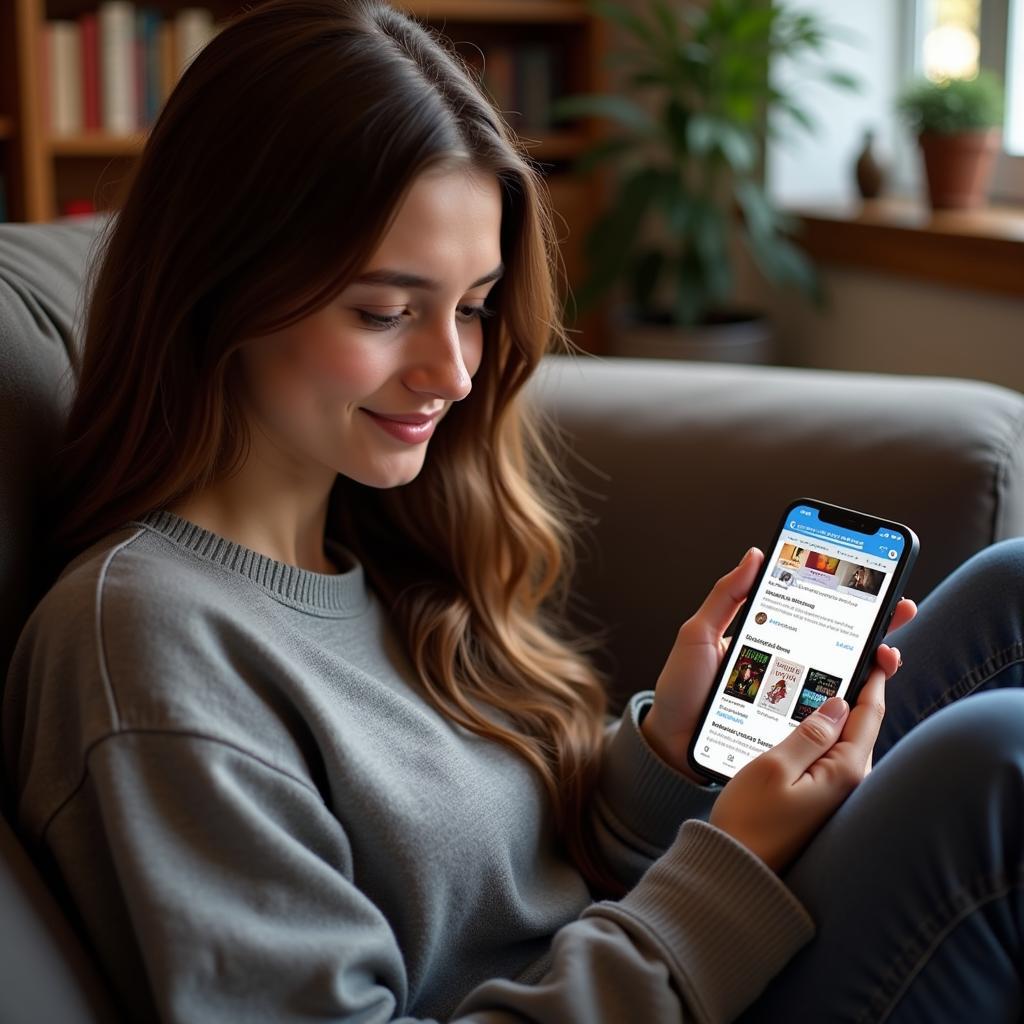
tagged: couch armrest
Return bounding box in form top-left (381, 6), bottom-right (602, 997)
top-left (525, 354), bottom-right (1024, 706)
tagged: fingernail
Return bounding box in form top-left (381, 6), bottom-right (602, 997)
top-left (819, 697), bottom-right (848, 722)
top-left (739, 546), bottom-right (755, 566)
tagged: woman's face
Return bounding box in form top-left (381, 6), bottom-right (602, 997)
top-left (238, 164), bottom-right (503, 490)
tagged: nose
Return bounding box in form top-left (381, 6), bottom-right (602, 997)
top-left (405, 314), bottom-right (475, 403)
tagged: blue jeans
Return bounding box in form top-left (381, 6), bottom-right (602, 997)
top-left (735, 536), bottom-right (1024, 1023)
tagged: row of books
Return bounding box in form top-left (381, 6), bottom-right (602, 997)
top-left (39, 6), bottom-right (566, 140)
top-left (41, 2), bottom-right (220, 137)
top-left (462, 43), bottom-right (563, 135)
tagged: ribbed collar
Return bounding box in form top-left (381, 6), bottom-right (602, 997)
top-left (132, 509), bottom-right (370, 617)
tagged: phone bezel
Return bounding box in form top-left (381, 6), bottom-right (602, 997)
top-left (685, 496), bottom-right (920, 786)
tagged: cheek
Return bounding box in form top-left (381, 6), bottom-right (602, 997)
top-left (464, 331), bottom-right (485, 378)
top-left (282, 330), bottom-right (382, 397)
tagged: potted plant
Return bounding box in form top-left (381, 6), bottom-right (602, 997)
top-left (550, 0), bottom-right (861, 362)
top-left (896, 70), bottom-right (1005, 210)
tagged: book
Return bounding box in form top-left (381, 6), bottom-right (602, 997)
top-left (756, 656), bottom-right (804, 717)
top-left (99, 0), bottom-right (137, 133)
top-left (724, 644), bottom-right (772, 704)
top-left (80, 12), bottom-right (101, 132)
top-left (791, 667), bottom-right (843, 722)
top-left (175, 7), bottom-right (216, 81)
top-left (483, 45), bottom-right (515, 118)
top-left (517, 44), bottom-right (553, 133)
top-left (50, 20), bottom-right (83, 136)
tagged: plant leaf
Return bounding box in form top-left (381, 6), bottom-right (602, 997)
top-left (569, 136), bottom-right (637, 177)
top-left (573, 166), bottom-right (661, 315)
top-left (588, 0), bottom-right (660, 48)
top-left (549, 93), bottom-right (656, 135)
top-left (821, 68), bottom-right (861, 91)
top-left (630, 247), bottom-right (666, 311)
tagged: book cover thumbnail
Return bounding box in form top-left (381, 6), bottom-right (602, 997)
top-left (724, 644), bottom-right (772, 704)
top-left (756, 656), bottom-right (805, 717)
top-left (791, 667), bottom-right (843, 721)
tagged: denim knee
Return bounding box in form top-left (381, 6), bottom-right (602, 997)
top-left (892, 688), bottom-right (1024, 801)
top-left (945, 536), bottom-right (1024, 593)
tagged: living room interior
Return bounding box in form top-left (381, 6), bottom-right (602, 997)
top-left (1, 1), bottom-right (1023, 1022)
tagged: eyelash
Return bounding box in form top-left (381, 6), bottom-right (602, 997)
top-left (357, 305), bottom-right (496, 331)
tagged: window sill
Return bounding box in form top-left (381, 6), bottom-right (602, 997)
top-left (782, 196), bottom-right (1024, 299)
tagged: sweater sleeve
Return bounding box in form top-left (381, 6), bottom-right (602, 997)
top-left (589, 689), bottom-right (725, 892)
top-left (44, 728), bottom-right (814, 1024)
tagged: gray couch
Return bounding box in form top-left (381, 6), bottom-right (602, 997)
top-left (2, 212), bottom-right (1024, 1023)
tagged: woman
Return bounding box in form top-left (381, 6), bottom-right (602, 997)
top-left (3, 1), bottom-right (1021, 1021)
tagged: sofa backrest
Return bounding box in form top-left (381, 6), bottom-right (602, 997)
top-left (0, 212), bottom-right (122, 1024)
top-left (0, 213), bottom-right (113, 714)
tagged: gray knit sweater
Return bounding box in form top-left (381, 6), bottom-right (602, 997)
top-left (2, 509), bottom-right (814, 1023)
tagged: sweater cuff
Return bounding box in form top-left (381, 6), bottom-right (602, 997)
top-left (582, 818), bottom-right (816, 1022)
top-left (597, 690), bottom-right (722, 851)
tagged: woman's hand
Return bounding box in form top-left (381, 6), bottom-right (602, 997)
top-left (641, 546), bottom-right (766, 783)
top-left (708, 647), bottom-right (900, 874)
top-left (640, 546), bottom-right (917, 786)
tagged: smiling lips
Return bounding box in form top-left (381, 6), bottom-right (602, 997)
top-left (363, 409), bottom-right (442, 425)
top-left (360, 407), bottom-right (442, 444)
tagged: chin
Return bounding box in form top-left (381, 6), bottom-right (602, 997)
top-left (353, 459), bottom-right (427, 490)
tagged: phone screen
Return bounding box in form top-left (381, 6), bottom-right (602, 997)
top-left (690, 501), bottom-right (910, 780)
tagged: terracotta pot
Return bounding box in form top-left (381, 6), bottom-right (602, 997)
top-left (609, 307), bottom-right (776, 364)
top-left (917, 128), bottom-right (1002, 210)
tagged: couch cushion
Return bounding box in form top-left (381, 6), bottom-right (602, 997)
top-left (0, 213), bottom-right (114, 716)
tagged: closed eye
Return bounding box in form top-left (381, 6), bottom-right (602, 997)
top-left (357, 305), bottom-right (495, 331)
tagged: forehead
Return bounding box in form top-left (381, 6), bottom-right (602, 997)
top-left (366, 167), bottom-right (503, 271)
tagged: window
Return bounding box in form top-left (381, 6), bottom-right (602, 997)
top-left (911, 0), bottom-right (1024, 197)
top-left (1008, 0), bottom-right (1024, 155)
top-left (918, 0), bottom-right (982, 79)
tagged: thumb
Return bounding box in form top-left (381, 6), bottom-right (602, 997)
top-left (687, 546), bottom-right (764, 644)
top-left (773, 696), bottom-right (849, 778)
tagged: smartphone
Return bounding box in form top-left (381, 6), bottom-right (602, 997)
top-left (687, 497), bottom-right (919, 785)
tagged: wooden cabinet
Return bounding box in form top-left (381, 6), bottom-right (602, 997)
top-left (0, 0), bottom-right (610, 350)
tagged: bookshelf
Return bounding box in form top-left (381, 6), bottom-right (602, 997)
top-left (0, 0), bottom-right (613, 352)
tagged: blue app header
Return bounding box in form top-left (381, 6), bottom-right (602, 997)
top-left (785, 504), bottom-right (905, 561)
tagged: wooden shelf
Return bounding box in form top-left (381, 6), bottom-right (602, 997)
top-left (1, 0), bottom-right (613, 352)
top-left (49, 132), bottom-right (148, 156)
top-left (44, 128), bottom-right (593, 163)
top-left (785, 196), bottom-right (1024, 299)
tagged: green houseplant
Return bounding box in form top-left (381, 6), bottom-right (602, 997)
top-left (550, 0), bottom-right (861, 360)
top-left (896, 70), bottom-right (1005, 210)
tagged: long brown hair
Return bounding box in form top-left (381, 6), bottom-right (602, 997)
top-left (46, 0), bottom-right (626, 900)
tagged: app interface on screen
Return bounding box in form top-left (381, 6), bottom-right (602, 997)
top-left (693, 504), bottom-right (905, 777)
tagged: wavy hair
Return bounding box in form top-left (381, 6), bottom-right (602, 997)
top-left (46, 0), bottom-right (626, 900)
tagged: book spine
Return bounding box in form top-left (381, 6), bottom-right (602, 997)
top-left (99, 0), bottom-right (137, 133)
top-left (159, 18), bottom-right (176, 104)
top-left (174, 7), bottom-right (214, 80)
top-left (518, 44), bottom-right (553, 133)
top-left (80, 12), bottom-right (101, 132)
top-left (146, 10), bottom-right (163, 125)
top-left (483, 45), bottom-right (515, 124)
top-left (51, 21), bottom-right (84, 136)
top-left (135, 7), bottom-right (146, 130)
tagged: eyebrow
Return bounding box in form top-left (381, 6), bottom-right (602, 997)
top-left (352, 263), bottom-right (505, 291)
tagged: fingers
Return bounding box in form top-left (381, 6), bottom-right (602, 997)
top-left (875, 642), bottom-right (901, 677)
top-left (886, 598), bottom-right (917, 635)
top-left (683, 547), bottom-right (764, 644)
top-left (835, 662), bottom-right (887, 773)
top-left (771, 695), bottom-right (850, 778)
